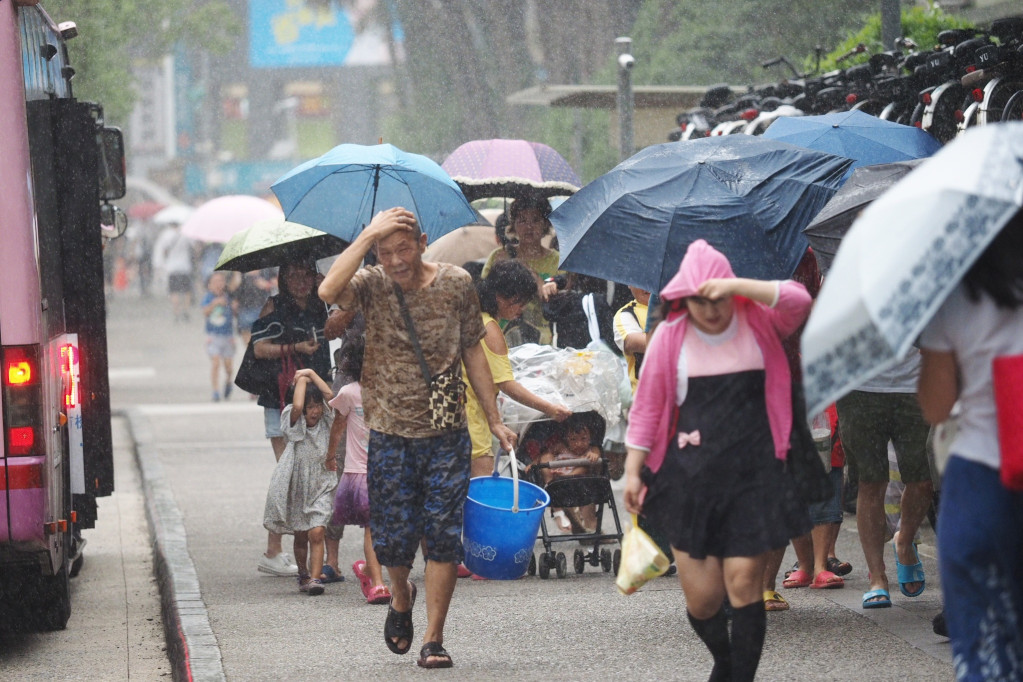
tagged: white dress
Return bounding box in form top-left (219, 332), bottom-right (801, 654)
top-left (263, 405), bottom-right (338, 534)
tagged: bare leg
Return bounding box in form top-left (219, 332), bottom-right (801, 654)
top-left (673, 548), bottom-right (726, 618)
top-left (810, 525), bottom-right (832, 577)
top-left (857, 480), bottom-right (890, 601)
top-left (723, 554), bottom-right (768, 608)
top-left (293, 531), bottom-right (309, 575)
top-left (893, 479), bottom-right (934, 594)
top-left (422, 560), bottom-right (458, 657)
top-left (385, 564), bottom-right (413, 651)
top-left (791, 534), bottom-right (813, 575)
top-left (307, 527), bottom-right (325, 581)
top-left (365, 528), bottom-right (387, 587)
top-left (762, 546), bottom-right (786, 593)
top-left (209, 357), bottom-right (218, 394)
top-left (266, 436), bottom-right (288, 557)
top-left (470, 455), bottom-right (494, 479)
top-left (323, 534), bottom-right (340, 577)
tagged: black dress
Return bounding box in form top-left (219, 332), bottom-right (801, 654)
top-left (642, 368), bottom-right (811, 559)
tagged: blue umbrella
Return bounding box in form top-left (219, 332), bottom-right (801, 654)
top-left (550, 136), bottom-right (852, 294)
top-left (762, 110), bottom-right (942, 179)
top-left (271, 143), bottom-right (478, 244)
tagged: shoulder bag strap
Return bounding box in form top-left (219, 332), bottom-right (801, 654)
top-left (392, 282), bottom-right (433, 388)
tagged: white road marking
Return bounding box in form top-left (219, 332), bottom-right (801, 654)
top-left (131, 403), bottom-right (264, 416)
top-left (108, 367), bottom-right (157, 380)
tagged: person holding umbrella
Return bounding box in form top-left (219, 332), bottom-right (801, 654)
top-left (318, 207), bottom-right (516, 669)
top-left (623, 240), bottom-right (812, 682)
top-left (917, 211), bottom-right (1023, 680)
top-left (481, 195), bottom-right (565, 345)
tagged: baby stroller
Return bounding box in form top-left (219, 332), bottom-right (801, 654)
top-left (516, 411), bottom-right (624, 579)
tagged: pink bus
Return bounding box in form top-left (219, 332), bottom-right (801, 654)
top-left (0, 0), bottom-right (125, 630)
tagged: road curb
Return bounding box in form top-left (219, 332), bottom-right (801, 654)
top-left (121, 408), bottom-right (226, 682)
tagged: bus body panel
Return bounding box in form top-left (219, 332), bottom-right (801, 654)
top-left (1, 3), bottom-right (117, 629)
top-left (0, 0), bottom-right (43, 353)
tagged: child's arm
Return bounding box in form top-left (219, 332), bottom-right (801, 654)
top-left (585, 445), bottom-right (601, 462)
top-left (294, 368), bottom-right (335, 402)
top-left (697, 278), bottom-right (779, 307)
top-left (326, 409), bottom-right (348, 472)
top-left (202, 294), bottom-right (227, 317)
top-left (290, 376), bottom-right (308, 426)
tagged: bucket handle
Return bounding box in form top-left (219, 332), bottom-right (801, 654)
top-left (494, 447), bottom-right (521, 513)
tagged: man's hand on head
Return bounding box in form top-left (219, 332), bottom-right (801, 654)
top-left (366, 207), bottom-right (417, 242)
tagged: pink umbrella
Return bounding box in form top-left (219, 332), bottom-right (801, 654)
top-left (441, 139), bottom-right (581, 201)
top-left (180, 195), bottom-right (284, 243)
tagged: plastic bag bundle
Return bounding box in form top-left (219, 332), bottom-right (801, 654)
top-left (615, 514), bottom-right (671, 595)
top-left (502, 343), bottom-right (622, 429)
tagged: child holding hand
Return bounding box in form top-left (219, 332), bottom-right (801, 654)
top-left (326, 336), bottom-right (391, 604)
top-left (263, 368), bottom-right (337, 595)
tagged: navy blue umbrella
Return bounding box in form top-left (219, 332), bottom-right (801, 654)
top-left (762, 110), bottom-right (942, 180)
top-left (550, 136), bottom-right (852, 294)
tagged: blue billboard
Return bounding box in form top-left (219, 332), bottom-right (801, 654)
top-left (249, 0), bottom-right (400, 68)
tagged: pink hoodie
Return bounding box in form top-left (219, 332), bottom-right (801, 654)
top-left (625, 240), bottom-right (811, 473)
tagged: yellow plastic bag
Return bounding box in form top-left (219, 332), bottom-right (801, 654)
top-left (615, 514), bottom-right (671, 595)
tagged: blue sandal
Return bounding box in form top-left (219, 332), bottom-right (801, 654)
top-left (320, 565), bottom-right (345, 583)
top-left (893, 542), bottom-right (926, 597)
top-left (862, 588), bottom-right (892, 609)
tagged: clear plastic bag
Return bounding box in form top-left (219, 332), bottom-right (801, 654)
top-left (615, 514), bottom-right (671, 595)
top-left (501, 343), bottom-right (623, 430)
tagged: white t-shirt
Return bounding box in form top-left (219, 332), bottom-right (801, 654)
top-left (919, 283), bottom-right (1023, 470)
top-left (857, 351), bottom-right (922, 393)
top-left (152, 226), bottom-right (194, 275)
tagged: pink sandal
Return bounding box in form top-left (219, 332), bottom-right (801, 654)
top-left (782, 568), bottom-right (813, 588)
top-left (367, 584), bottom-right (391, 605)
top-left (352, 560), bottom-right (372, 595)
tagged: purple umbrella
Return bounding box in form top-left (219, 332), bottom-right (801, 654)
top-left (441, 138), bottom-right (582, 201)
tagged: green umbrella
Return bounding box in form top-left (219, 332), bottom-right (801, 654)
top-left (214, 218), bottom-right (348, 272)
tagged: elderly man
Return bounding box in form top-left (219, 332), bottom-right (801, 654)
top-left (318, 207), bottom-right (516, 669)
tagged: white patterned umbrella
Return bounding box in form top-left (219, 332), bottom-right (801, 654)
top-left (801, 123), bottom-right (1023, 416)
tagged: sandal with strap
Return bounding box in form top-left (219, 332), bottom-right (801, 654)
top-left (417, 641), bottom-right (453, 669)
top-left (763, 590), bottom-right (790, 612)
top-left (384, 581), bottom-right (417, 655)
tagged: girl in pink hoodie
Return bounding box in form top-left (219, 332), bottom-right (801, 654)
top-left (623, 240), bottom-right (812, 682)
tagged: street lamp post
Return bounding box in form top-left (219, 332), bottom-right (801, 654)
top-left (616, 36), bottom-right (635, 162)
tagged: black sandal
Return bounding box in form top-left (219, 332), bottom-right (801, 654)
top-left (384, 581), bottom-right (417, 655)
top-left (417, 641), bottom-right (453, 669)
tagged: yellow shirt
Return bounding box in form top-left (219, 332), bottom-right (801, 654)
top-left (463, 313), bottom-right (516, 458)
top-left (613, 300), bottom-right (648, 393)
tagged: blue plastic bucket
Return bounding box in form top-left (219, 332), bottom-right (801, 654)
top-left (463, 474), bottom-right (549, 580)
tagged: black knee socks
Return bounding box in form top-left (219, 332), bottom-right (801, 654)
top-left (729, 601), bottom-right (766, 682)
top-left (687, 608), bottom-right (732, 681)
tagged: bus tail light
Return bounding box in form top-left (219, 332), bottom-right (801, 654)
top-left (3, 345), bottom-right (44, 457)
top-left (60, 342), bottom-right (80, 409)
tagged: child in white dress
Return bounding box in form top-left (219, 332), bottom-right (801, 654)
top-left (263, 368), bottom-right (337, 595)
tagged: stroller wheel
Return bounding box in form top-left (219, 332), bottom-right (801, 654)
top-left (527, 554), bottom-right (536, 577)
top-left (612, 549), bottom-right (622, 576)
top-left (555, 552), bottom-right (568, 579)
top-left (538, 553), bottom-right (551, 579)
top-left (573, 549), bottom-right (585, 574)
top-left (600, 548), bottom-right (612, 573)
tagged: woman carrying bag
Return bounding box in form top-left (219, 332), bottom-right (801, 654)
top-left (249, 260), bottom-right (332, 577)
top-left (623, 240), bottom-right (812, 682)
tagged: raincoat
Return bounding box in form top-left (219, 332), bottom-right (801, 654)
top-left (625, 240), bottom-right (811, 473)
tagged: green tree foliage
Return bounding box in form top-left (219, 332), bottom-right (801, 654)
top-left (629, 0), bottom-right (871, 86)
top-left (40, 0), bottom-right (237, 123)
top-left (814, 5), bottom-right (974, 72)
